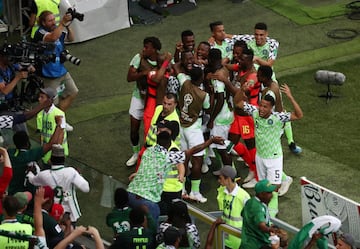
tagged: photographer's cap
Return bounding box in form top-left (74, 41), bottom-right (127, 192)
top-left (213, 166), bottom-right (237, 180)
top-left (40, 87), bottom-right (57, 100)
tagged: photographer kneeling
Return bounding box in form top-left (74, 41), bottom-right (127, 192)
top-left (33, 11), bottom-right (79, 132)
top-left (0, 50), bottom-right (29, 112)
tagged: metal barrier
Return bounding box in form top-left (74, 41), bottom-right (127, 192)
top-left (186, 202), bottom-right (336, 249)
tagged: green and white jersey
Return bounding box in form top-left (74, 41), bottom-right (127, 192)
top-left (232, 34), bottom-right (279, 80)
top-left (232, 35), bottom-right (279, 62)
top-left (127, 145), bottom-right (185, 202)
top-left (106, 207), bottom-right (131, 235)
top-left (211, 79), bottom-right (234, 125)
top-left (212, 39), bottom-right (233, 60)
top-left (129, 53), bottom-right (157, 99)
top-left (244, 103), bottom-right (290, 159)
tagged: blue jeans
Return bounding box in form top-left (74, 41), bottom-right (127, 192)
top-left (128, 192), bottom-right (160, 225)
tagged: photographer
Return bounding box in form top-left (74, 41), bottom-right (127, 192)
top-left (33, 11), bottom-right (78, 132)
top-left (29, 0), bottom-right (61, 39)
top-left (0, 50), bottom-right (29, 112)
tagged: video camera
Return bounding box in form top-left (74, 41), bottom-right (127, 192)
top-left (66, 8), bottom-right (84, 22)
top-left (1, 41), bottom-right (56, 66)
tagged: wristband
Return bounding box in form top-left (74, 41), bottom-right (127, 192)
top-left (161, 60), bottom-right (170, 69)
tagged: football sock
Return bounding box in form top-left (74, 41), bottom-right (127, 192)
top-left (191, 179), bottom-right (201, 193)
top-left (284, 121), bottom-right (294, 145)
top-left (268, 191), bottom-right (279, 218)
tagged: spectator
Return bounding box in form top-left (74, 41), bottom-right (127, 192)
top-left (204, 218), bottom-right (225, 249)
top-left (106, 187), bottom-right (132, 237)
top-left (336, 233), bottom-right (356, 249)
top-left (13, 191), bottom-right (32, 213)
top-left (20, 186), bottom-right (64, 249)
top-left (156, 199), bottom-right (200, 249)
top-left (27, 144), bottom-right (90, 224)
top-left (110, 207), bottom-right (157, 249)
top-left (7, 115), bottom-right (63, 195)
top-left (240, 179), bottom-right (277, 249)
top-left (156, 226), bottom-right (183, 249)
top-left (0, 195), bottom-right (32, 248)
top-left (0, 147), bottom-right (13, 215)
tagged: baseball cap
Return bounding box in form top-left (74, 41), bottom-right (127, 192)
top-left (13, 191), bottom-right (33, 209)
top-left (213, 166), bottom-right (237, 179)
top-left (255, 179), bottom-right (276, 194)
top-left (52, 144), bottom-right (65, 157)
top-left (40, 87), bottom-right (57, 99)
top-left (339, 233), bottom-right (356, 248)
top-left (50, 203), bottom-right (64, 221)
top-left (163, 226), bottom-right (183, 246)
top-left (157, 120), bottom-right (180, 140)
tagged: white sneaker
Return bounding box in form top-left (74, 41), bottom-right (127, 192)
top-left (126, 153), bottom-right (138, 167)
top-left (189, 192), bottom-right (207, 203)
top-left (242, 178), bottom-right (257, 189)
top-left (278, 176), bottom-right (293, 196)
top-left (243, 171), bottom-right (255, 183)
top-left (65, 122), bottom-right (74, 132)
top-left (201, 163), bottom-right (209, 174)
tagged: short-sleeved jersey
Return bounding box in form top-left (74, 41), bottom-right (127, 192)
top-left (232, 34), bottom-right (279, 62)
top-left (113, 227), bottom-right (155, 249)
top-left (27, 165), bottom-right (90, 222)
top-left (211, 79), bottom-right (234, 125)
top-left (127, 145), bottom-right (185, 202)
top-left (211, 39), bottom-right (233, 60)
top-left (7, 147), bottom-right (43, 195)
top-left (244, 103), bottom-right (290, 158)
top-left (156, 222), bottom-right (201, 249)
top-left (20, 210), bottom-right (64, 249)
top-left (106, 207), bottom-right (132, 235)
top-left (129, 53), bottom-right (157, 99)
top-left (240, 197), bottom-right (271, 249)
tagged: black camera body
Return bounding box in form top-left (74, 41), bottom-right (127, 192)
top-left (2, 41), bottom-right (56, 66)
top-left (66, 8), bottom-right (84, 22)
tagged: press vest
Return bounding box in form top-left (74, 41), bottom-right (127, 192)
top-left (179, 80), bottom-right (206, 128)
top-left (36, 106), bottom-right (68, 163)
top-left (31, 0), bottom-right (60, 38)
top-left (162, 142), bottom-right (182, 192)
top-left (0, 221), bottom-right (33, 249)
top-left (217, 185), bottom-right (250, 249)
top-left (145, 105), bottom-right (180, 147)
